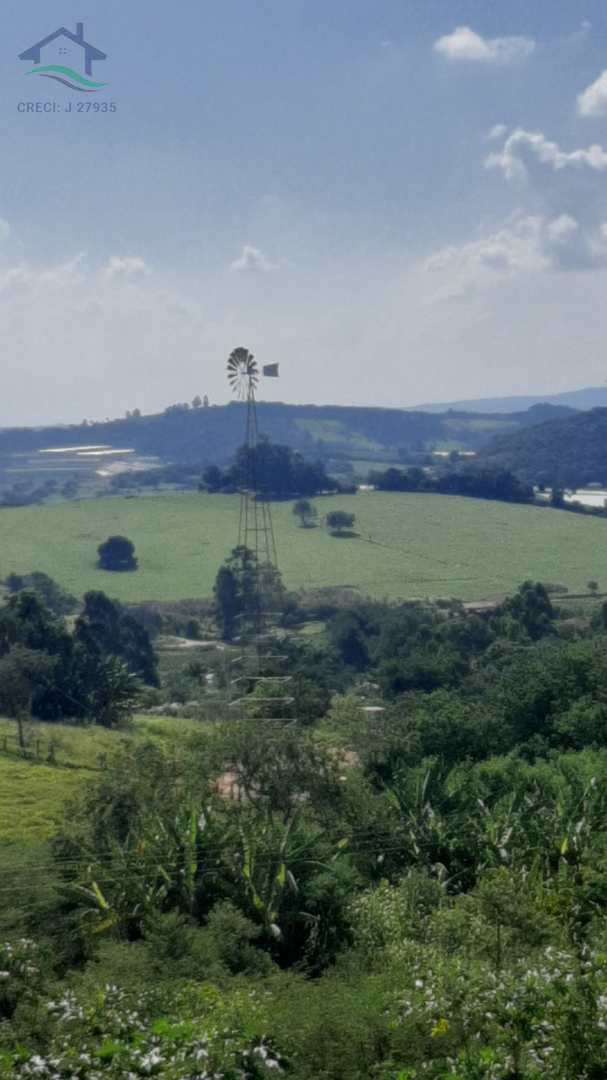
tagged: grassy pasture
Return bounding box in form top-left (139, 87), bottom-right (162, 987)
top-left (1, 491), bottom-right (607, 604)
top-left (0, 715), bottom-right (204, 842)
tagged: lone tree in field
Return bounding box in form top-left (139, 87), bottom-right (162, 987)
top-left (588, 580), bottom-right (599, 596)
top-left (97, 535), bottom-right (138, 572)
top-left (292, 498), bottom-right (317, 528)
top-left (326, 510), bottom-right (356, 536)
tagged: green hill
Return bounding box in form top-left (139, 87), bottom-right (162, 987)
top-left (0, 400), bottom-right (573, 470)
top-left (2, 490), bottom-right (607, 604)
top-left (483, 407), bottom-right (607, 487)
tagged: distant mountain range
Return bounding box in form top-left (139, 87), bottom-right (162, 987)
top-left (413, 386), bottom-right (607, 414)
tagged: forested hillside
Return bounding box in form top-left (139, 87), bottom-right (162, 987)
top-left (0, 400), bottom-right (575, 467)
top-left (483, 407), bottom-right (607, 487)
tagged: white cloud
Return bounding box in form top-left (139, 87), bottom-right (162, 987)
top-left (0, 254), bottom-right (85, 296)
top-left (426, 215), bottom-right (548, 279)
top-left (229, 245), bottom-right (278, 273)
top-left (485, 128), bottom-right (607, 181)
top-left (430, 124), bottom-right (607, 283)
top-left (103, 255), bottom-right (150, 279)
top-left (488, 124), bottom-right (508, 141)
top-left (433, 26), bottom-right (535, 65)
top-left (426, 207), bottom-right (607, 284)
top-left (578, 70), bottom-right (607, 117)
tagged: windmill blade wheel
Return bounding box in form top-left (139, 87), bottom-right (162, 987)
top-left (227, 347), bottom-right (259, 398)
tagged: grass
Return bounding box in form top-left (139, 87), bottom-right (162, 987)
top-left (2, 491), bottom-right (607, 604)
top-left (0, 714), bottom-right (206, 842)
top-left (0, 757), bottom-right (85, 842)
top-left (293, 418), bottom-right (382, 451)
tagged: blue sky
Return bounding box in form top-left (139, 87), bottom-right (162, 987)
top-left (2, 1), bottom-right (607, 423)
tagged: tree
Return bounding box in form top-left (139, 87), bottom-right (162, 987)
top-left (76, 591), bottom-right (158, 686)
top-left (500, 581), bottom-right (554, 641)
top-left (4, 572), bottom-right (77, 615)
top-left (76, 653), bottom-right (138, 728)
top-left (292, 498), bottom-right (317, 528)
top-left (328, 611), bottom-right (369, 670)
top-left (192, 395), bottom-right (203, 409)
top-left (231, 440), bottom-right (334, 498)
top-left (202, 465), bottom-right (223, 493)
top-left (326, 511), bottom-right (356, 535)
top-left (97, 535), bottom-right (138, 572)
top-left (588, 581), bottom-right (599, 596)
top-left (214, 565), bottom-right (240, 641)
top-left (214, 547), bottom-right (285, 641)
top-left (0, 647), bottom-right (56, 749)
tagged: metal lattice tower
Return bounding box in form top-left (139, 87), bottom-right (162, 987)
top-left (227, 347), bottom-right (279, 642)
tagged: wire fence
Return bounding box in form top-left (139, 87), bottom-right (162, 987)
top-left (0, 729), bottom-right (109, 770)
top-left (0, 730), bottom-right (62, 763)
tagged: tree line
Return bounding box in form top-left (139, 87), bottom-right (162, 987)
top-left (202, 440), bottom-right (337, 498)
top-left (368, 463), bottom-right (534, 502)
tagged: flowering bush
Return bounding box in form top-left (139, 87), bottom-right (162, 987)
top-left (0, 939), bottom-right (43, 1022)
top-left (0, 977), bottom-right (282, 1080)
top-left (376, 945), bottom-right (607, 1079)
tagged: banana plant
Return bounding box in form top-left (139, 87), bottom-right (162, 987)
top-left (61, 798), bottom-right (208, 936)
top-left (238, 811), bottom-right (300, 939)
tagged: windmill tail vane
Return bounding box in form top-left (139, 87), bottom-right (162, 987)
top-left (262, 363), bottom-right (280, 378)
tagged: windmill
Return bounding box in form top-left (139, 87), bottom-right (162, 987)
top-left (227, 347), bottom-right (279, 639)
top-left (224, 348), bottom-right (295, 723)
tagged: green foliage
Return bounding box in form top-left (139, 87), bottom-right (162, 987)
top-left (220, 440), bottom-right (335, 498)
top-left (76, 590), bottom-right (158, 685)
top-left (213, 546), bottom-right (285, 641)
top-left (292, 498), bottom-right (318, 527)
top-left (0, 647), bottom-right (56, 719)
top-left (0, 589), bottom-right (142, 727)
top-left (370, 463), bottom-right (533, 503)
top-left (214, 564), bottom-right (240, 641)
top-left (3, 572), bottom-right (77, 615)
top-left (0, 938), bottom-right (45, 1021)
top-left (10, 578), bottom-right (607, 1075)
top-left (328, 610), bottom-right (369, 669)
top-left (97, 535), bottom-right (138, 573)
top-left (498, 579), bottom-right (555, 640)
top-left (483, 404), bottom-right (607, 487)
top-left (326, 510), bottom-right (356, 534)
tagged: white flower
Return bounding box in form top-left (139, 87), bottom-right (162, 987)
top-left (140, 1047), bottom-right (164, 1073)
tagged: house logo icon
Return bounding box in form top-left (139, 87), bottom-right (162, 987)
top-left (19, 23), bottom-right (108, 92)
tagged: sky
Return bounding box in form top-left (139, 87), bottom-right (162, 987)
top-left (2, 1), bottom-right (607, 424)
